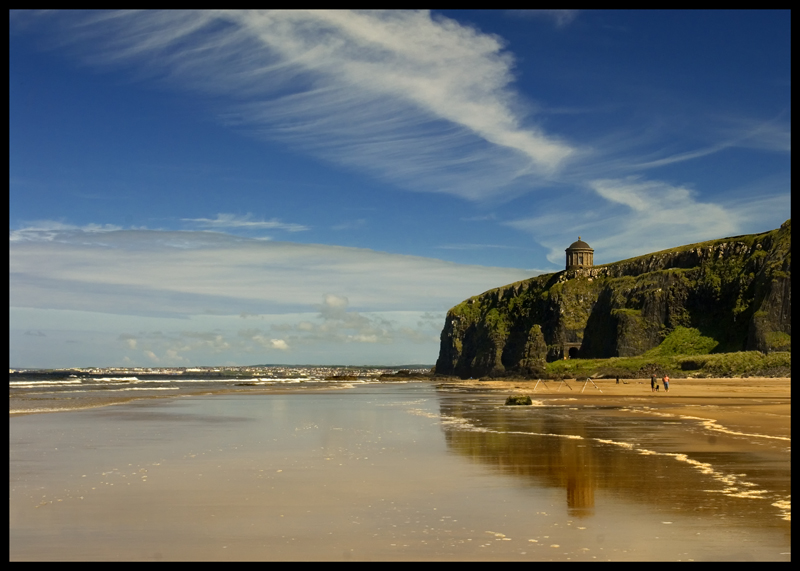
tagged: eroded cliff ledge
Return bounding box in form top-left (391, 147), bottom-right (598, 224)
top-left (435, 220), bottom-right (791, 379)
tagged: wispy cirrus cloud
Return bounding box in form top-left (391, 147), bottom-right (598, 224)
top-left (10, 11), bottom-right (789, 282)
top-left (182, 213), bottom-right (308, 232)
top-left (19, 10), bottom-right (575, 201)
top-left (508, 10), bottom-right (579, 28)
top-left (626, 113), bottom-right (792, 171)
top-left (9, 220), bottom-right (122, 242)
top-left (713, 112), bottom-right (791, 154)
top-left (436, 243), bottom-right (531, 251)
top-left (506, 176), bottom-right (773, 265)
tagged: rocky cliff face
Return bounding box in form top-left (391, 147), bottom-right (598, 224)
top-left (435, 220), bottom-right (791, 378)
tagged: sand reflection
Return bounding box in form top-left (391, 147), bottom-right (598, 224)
top-left (437, 394), bottom-right (791, 526)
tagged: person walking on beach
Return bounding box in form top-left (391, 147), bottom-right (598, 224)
top-left (663, 375), bottom-right (670, 392)
top-left (651, 374), bottom-right (656, 392)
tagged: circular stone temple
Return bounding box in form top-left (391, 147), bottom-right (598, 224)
top-left (565, 237), bottom-right (594, 270)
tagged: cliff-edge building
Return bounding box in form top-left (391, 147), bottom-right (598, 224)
top-left (566, 237), bottom-right (594, 270)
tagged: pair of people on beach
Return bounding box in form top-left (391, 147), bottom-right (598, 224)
top-left (651, 374), bottom-right (670, 392)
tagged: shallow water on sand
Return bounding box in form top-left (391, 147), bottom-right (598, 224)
top-left (9, 383), bottom-right (790, 561)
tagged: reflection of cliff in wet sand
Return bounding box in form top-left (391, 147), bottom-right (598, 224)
top-left (436, 377), bottom-right (790, 524)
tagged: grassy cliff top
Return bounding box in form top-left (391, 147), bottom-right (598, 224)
top-left (463, 219), bottom-right (790, 303)
top-left (594, 218), bottom-right (790, 268)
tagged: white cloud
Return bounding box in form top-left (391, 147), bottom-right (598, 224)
top-left (270, 339), bottom-right (289, 350)
top-left (9, 235), bottom-right (462, 366)
top-left (21, 10), bottom-right (575, 200)
top-left (10, 227), bottom-right (535, 318)
top-left (587, 177), bottom-right (737, 254)
top-left (182, 213), bottom-right (308, 232)
top-left (9, 220), bottom-right (122, 242)
top-left (509, 10), bottom-right (579, 28)
top-left (507, 177), bottom-right (752, 264)
top-left (9, 305), bottom-right (447, 367)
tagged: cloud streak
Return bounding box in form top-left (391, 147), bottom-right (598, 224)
top-left (509, 10), bottom-right (580, 28)
top-left (182, 213), bottom-right (308, 232)
top-left (10, 224), bottom-right (507, 366)
top-left (505, 176), bottom-right (790, 265)
top-left (10, 226), bottom-right (536, 317)
top-left (9, 220), bottom-right (123, 242)
top-left (25, 9), bottom-right (575, 200)
top-left (627, 114), bottom-right (792, 171)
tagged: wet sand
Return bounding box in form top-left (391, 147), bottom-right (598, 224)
top-left (10, 380), bottom-right (791, 561)
top-left (438, 377), bottom-right (791, 440)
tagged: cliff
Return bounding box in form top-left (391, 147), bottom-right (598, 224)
top-left (435, 220), bottom-right (791, 378)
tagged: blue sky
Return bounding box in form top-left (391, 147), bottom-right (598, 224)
top-left (10, 10), bottom-right (791, 368)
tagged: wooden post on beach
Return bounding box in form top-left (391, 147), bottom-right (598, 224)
top-left (534, 379), bottom-right (551, 392)
top-left (581, 377), bottom-right (602, 393)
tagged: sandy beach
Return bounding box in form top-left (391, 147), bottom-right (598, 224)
top-left (10, 378), bottom-right (791, 561)
top-left (435, 377), bottom-right (791, 441)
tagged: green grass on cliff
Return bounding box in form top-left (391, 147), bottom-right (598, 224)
top-left (643, 326), bottom-right (719, 356)
top-left (542, 351), bottom-right (790, 379)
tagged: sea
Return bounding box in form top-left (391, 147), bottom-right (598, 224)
top-left (8, 366), bottom-right (403, 415)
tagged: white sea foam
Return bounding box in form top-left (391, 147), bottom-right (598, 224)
top-left (10, 407), bottom-right (71, 414)
top-left (9, 401), bottom-right (129, 414)
top-left (411, 407), bottom-right (586, 439)
top-left (771, 498), bottom-right (792, 521)
top-left (24, 386), bottom-right (181, 395)
top-left (678, 414), bottom-right (791, 442)
top-left (510, 430), bottom-right (583, 440)
top-left (106, 386), bottom-right (180, 391)
top-left (592, 437), bottom-right (784, 512)
top-left (618, 407), bottom-right (789, 442)
top-left (10, 379), bottom-right (84, 387)
top-left (441, 415), bottom-right (492, 432)
top-left (511, 399), bottom-right (546, 407)
top-left (595, 438), bottom-right (635, 449)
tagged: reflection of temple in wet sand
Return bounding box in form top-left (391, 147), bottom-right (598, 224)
top-left (564, 440), bottom-right (595, 517)
top-left (436, 395), bottom-right (787, 522)
top-left (567, 478), bottom-right (594, 516)
top-left (439, 398), bottom-right (597, 517)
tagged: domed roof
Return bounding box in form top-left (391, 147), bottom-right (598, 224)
top-left (566, 237), bottom-right (592, 251)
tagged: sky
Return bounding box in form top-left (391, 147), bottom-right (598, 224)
top-left (10, 10), bottom-right (791, 368)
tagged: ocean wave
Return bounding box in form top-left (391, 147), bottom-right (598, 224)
top-left (18, 386), bottom-right (182, 395)
top-left (10, 379), bottom-right (84, 387)
top-left (10, 407), bottom-right (81, 414)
